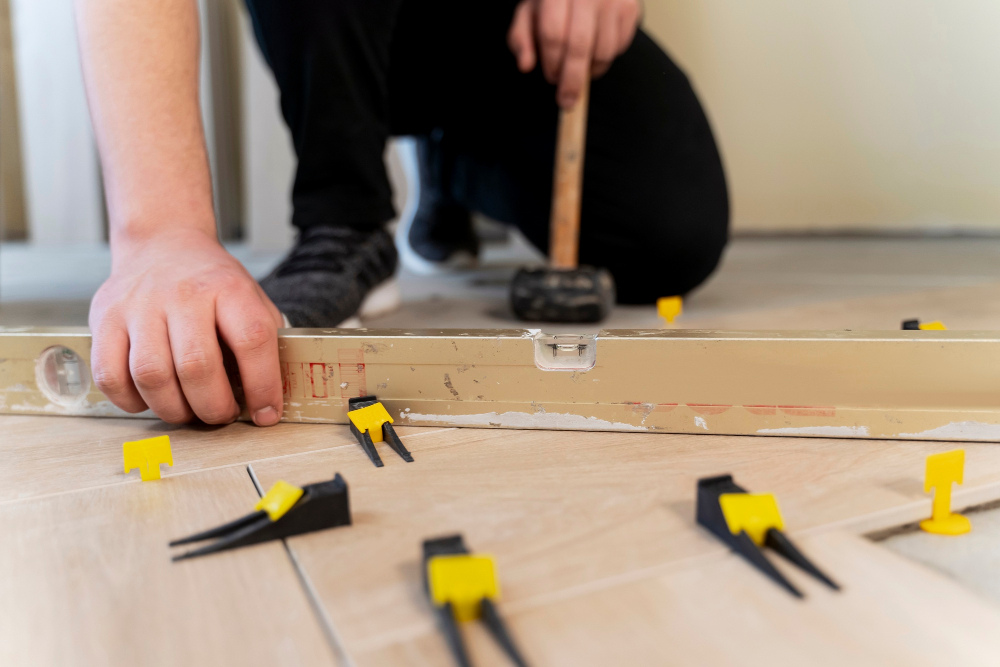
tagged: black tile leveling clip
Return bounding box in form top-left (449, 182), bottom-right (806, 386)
top-left (696, 474), bottom-right (840, 598)
top-left (170, 474), bottom-right (351, 561)
top-left (348, 395), bottom-right (413, 467)
top-left (422, 534), bottom-right (530, 667)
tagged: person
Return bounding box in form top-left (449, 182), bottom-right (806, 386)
top-left (75, 0), bottom-right (728, 427)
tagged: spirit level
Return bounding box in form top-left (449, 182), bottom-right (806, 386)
top-left (3, 326), bottom-right (1000, 442)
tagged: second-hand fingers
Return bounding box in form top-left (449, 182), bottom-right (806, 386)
top-left (90, 316), bottom-right (148, 413)
top-left (558, 0), bottom-right (597, 107)
top-left (592, 2), bottom-right (620, 77)
top-left (216, 287), bottom-right (283, 427)
top-left (256, 283), bottom-right (286, 330)
top-left (617, 0), bottom-right (641, 53)
top-left (128, 317), bottom-right (194, 424)
top-left (508, 0), bottom-right (537, 73)
top-left (537, 0), bottom-right (570, 83)
top-left (168, 301), bottom-right (240, 425)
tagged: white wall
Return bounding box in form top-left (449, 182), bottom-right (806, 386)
top-left (200, 0), bottom-right (244, 240)
top-left (645, 0), bottom-right (1000, 232)
top-left (10, 0), bottom-right (103, 244)
top-left (25, 1), bottom-right (994, 243)
top-left (6, 0), bottom-right (406, 251)
top-left (9, 0), bottom-right (246, 245)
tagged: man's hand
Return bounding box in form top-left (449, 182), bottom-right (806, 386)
top-left (90, 229), bottom-right (285, 426)
top-left (508, 0), bottom-right (642, 108)
top-left (76, 0), bottom-right (285, 426)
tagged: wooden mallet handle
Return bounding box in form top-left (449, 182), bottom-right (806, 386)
top-left (549, 77), bottom-right (591, 270)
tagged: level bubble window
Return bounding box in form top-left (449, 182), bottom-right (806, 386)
top-left (532, 333), bottom-right (597, 371)
top-left (35, 345), bottom-right (91, 406)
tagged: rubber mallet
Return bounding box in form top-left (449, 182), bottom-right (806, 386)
top-left (510, 77), bottom-right (616, 323)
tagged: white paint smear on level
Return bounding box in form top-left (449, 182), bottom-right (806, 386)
top-left (399, 410), bottom-right (648, 431)
top-left (757, 425), bottom-right (871, 437)
top-left (897, 421), bottom-right (1000, 441)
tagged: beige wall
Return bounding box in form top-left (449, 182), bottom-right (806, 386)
top-left (7, 2), bottom-right (998, 240)
top-left (644, 1), bottom-right (1000, 233)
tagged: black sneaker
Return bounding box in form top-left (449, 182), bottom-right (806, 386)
top-left (260, 226), bottom-right (400, 328)
top-left (394, 137), bottom-right (479, 275)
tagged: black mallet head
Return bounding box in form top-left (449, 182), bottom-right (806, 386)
top-left (510, 266), bottom-right (616, 323)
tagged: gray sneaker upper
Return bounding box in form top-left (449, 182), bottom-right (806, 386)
top-left (260, 226), bottom-right (397, 327)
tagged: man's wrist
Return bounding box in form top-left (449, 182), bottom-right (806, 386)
top-left (109, 216), bottom-right (219, 253)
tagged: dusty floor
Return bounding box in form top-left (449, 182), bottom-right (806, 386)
top-left (3, 233), bottom-right (1000, 606)
top-left (5, 233), bottom-right (1000, 328)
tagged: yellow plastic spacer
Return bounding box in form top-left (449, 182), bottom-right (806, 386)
top-left (719, 493), bottom-right (785, 546)
top-left (255, 480), bottom-right (304, 521)
top-left (123, 435), bottom-right (173, 481)
top-left (427, 554), bottom-right (500, 623)
top-left (657, 296), bottom-right (683, 325)
top-left (920, 449), bottom-right (971, 535)
top-left (918, 321), bottom-right (947, 330)
top-left (348, 402), bottom-right (393, 443)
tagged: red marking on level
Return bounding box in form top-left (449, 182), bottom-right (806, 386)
top-left (281, 363), bottom-right (291, 398)
top-left (780, 405), bottom-right (836, 417)
top-left (309, 363), bottom-right (328, 398)
top-left (284, 362), bottom-right (304, 399)
top-left (654, 403), bottom-right (679, 413)
top-left (743, 405), bottom-right (778, 416)
top-left (686, 404), bottom-right (732, 415)
top-left (338, 349), bottom-right (367, 398)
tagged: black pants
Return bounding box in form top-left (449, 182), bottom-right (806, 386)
top-left (245, 1), bottom-right (729, 303)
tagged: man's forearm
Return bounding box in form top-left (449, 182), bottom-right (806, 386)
top-left (74, 0), bottom-right (216, 255)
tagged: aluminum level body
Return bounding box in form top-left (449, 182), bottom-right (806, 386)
top-left (2, 326), bottom-right (999, 442)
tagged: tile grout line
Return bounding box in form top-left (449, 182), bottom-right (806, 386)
top-left (506, 487), bottom-right (1000, 618)
top-left (0, 442), bottom-right (355, 508)
top-left (246, 463), bottom-right (355, 667)
top-left (0, 426), bottom-right (454, 508)
top-left (396, 486), bottom-right (1000, 630)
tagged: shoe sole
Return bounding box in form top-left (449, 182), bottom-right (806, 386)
top-left (356, 277), bottom-right (401, 319)
top-left (393, 137), bottom-right (478, 276)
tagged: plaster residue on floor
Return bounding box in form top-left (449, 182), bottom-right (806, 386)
top-left (880, 504), bottom-right (1000, 607)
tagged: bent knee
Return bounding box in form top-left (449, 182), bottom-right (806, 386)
top-left (620, 236), bottom-right (727, 304)
top-left (582, 211), bottom-right (728, 305)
